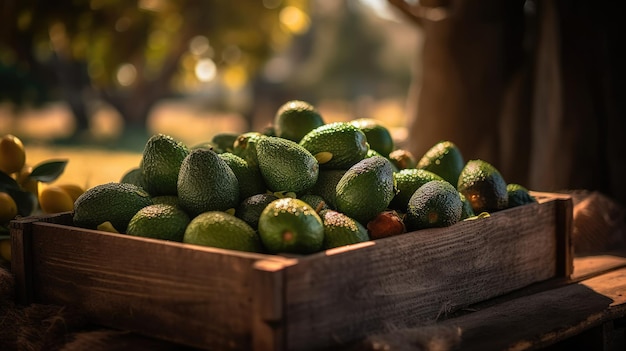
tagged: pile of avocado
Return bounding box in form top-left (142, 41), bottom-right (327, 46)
top-left (73, 100), bottom-right (537, 255)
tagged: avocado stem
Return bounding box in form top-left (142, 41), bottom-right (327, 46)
top-left (314, 201), bottom-right (326, 214)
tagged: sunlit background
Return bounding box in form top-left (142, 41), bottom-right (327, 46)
top-left (0, 0), bottom-right (422, 149)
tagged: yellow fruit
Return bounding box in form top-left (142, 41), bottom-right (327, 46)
top-left (0, 192), bottom-right (18, 222)
top-left (15, 165), bottom-right (39, 195)
top-left (0, 134), bottom-right (26, 175)
top-left (39, 185), bottom-right (75, 214)
top-left (0, 239), bottom-right (11, 262)
top-left (57, 183), bottom-right (85, 202)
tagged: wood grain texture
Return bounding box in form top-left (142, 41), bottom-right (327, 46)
top-left (252, 259), bottom-right (297, 351)
top-left (281, 198), bottom-right (568, 350)
top-left (10, 195), bottom-right (571, 351)
top-left (10, 212), bottom-right (74, 304)
top-left (573, 254), bottom-right (626, 281)
top-left (358, 266), bottom-right (626, 351)
top-left (21, 219), bottom-right (287, 350)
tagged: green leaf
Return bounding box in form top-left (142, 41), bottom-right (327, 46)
top-left (0, 171), bottom-right (21, 192)
top-left (0, 171), bottom-right (36, 217)
top-left (29, 159), bottom-right (68, 183)
top-left (6, 188), bottom-right (36, 217)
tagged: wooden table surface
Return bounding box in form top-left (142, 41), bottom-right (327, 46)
top-left (356, 252), bottom-right (626, 351)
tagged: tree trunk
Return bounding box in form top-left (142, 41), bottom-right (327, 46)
top-left (397, 0), bottom-right (626, 206)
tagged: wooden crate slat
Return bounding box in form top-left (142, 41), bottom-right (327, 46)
top-left (281, 199), bottom-right (563, 350)
top-left (27, 221), bottom-right (283, 350)
top-left (10, 212), bottom-right (74, 304)
top-left (9, 193), bottom-right (572, 351)
top-left (252, 259), bottom-right (297, 351)
top-left (360, 266), bottom-right (626, 351)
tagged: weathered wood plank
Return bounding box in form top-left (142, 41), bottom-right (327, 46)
top-left (10, 217), bottom-right (33, 305)
top-left (357, 266), bottom-right (626, 351)
top-left (10, 212), bottom-right (74, 304)
top-left (457, 270), bottom-right (626, 351)
top-left (282, 198), bottom-right (567, 350)
top-left (553, 192), bottom-right (574, 278)
top-left (11, 194), bottom-right (570, 351)
top-left (573, 254), bottom-right (626, 281)
top-left (252, 259), bottom-right (297, 351)
top-left (26, 221), bottom-right (283, 350)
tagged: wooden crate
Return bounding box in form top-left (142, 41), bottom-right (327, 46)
top-left (10, 192), bottom-right (573, 351)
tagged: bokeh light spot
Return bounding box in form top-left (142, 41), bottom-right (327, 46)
top-left (116, 63), bottom-right (137, 86)
top-left (189, 35), bottom-right (210, 56)
top-left (195, 58), bottom-right (217, 82)
top-left (279, 6), bottom-right (310, 34)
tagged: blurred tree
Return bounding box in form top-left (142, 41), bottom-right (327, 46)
top-left (289, 1), bottom-right (403, 101)
top-left (248, 0), bottom-right (416, 130)
top-left (0, 0), bottom-right (306, 139)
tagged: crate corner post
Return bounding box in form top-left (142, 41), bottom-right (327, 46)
top-left (251, 258), bottom-right (294, 351)
top-left (9, 216), bottom-right (37, 305)
top-left (556, 194), bottom-right (574, 278)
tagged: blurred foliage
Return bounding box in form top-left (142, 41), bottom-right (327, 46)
top-left (292, 2), bottom-right (412, 101)
top-left (0, 0), bottom-right (416, 138)
top-left (0, 0), bottom-right (308, 127)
